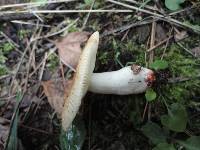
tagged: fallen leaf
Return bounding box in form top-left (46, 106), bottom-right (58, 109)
top-left (156, 24), bottom-right (167, 43)
top-left (42, 79), bottom-right (73, 115)
top-left (56, 32), bottom-right (90, 71)
top-left (191, 46), bottom-right (200, 57)
top-left (174, 31), bottom-right (188, 41)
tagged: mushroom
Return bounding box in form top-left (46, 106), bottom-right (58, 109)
top-left (62, 31), bottom-right (155, 131)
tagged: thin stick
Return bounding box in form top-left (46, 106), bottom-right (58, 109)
top-left (39, 53), bottom-right (48, 81)
top-left (147, 35), bottom-right (174, 52)
top-left (9, 41), bottom-right (31, 95)
top-left (102, 17), bottom-right (154, 37)
top-left (81, 0), bottom-right (96, 30)
top-left (0, 0), bottom-right (76, 9)
top-left (123, 0), bottom-right (159, 12)
top-left (29, 47), bottom-right (57, 78)
top-left (0, 9), bottom-right (133, 15)
top-left (169, 3), bottom-right (200, 16)
top-left (149, 18), bottom-right (156, 62)
top-left (161, 28), bottom-right (173, 60)
top-left (0, 31), bottom-right (24, 56)
top-left (142, 102), bottom-right (148, 121)
top-left (24, 25), bottom-right (42, 92)
top-left (0, 31), bottom-right (19, 48)
top-left (106, 0), bottom-right (200, 33)
top-left (177, 42), bottom-right (196, 57)
top-left (32, 18), bottom-right (79, 41)
top-left (11, 20), bottom-right (51, 28)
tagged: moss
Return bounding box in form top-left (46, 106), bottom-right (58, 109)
top-left (0, 42), bottom-right (14, 76)
top-left (46, 53), bottom-right (59, 71)
top-left (18, 29), bottom-right (31, 40)
top-left (155, 43), bottom-right (200, 104)
top-left (0, 42), bottom-right (14, 54)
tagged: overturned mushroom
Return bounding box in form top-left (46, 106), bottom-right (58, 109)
top-left (61, 31), bottom-right (155, 131)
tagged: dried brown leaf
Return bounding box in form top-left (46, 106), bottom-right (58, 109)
top-left (42, 79), bottom-right (73, 116)
top-left (156, 24), bottom-right (167, 43)
top-left (175, 31), bottom-right (188, 41)
top-left (191, 46), bottom-right (200, 57)
top-left (56, 32), bottom-right (90, 71)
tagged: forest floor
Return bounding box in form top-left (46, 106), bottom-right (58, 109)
top-left (0, 0), bottom-right (200, 150)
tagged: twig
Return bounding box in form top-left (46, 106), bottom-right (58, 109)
top-left (123, 0), bottom-right (159, 12)
top-left (101, 17), bottom-right (154, 37)
top-left (32, 18), bottom-right (79, 41)
top-left (29, 47), bottom-right (57, 78)
top-left (161, 28), bottom-right (173, 59)
top-left (0, 117), bottom-right (54, 135)
top-left (177, 42), bottom-right (196, 57)
top-left (9, 41), bottom-right (31, 95)
top-left (168, 75), bottom-right (200, 83)
top-left (11, 20), bottom-right (51, 28)
top-left (39, 53), bottom-right (48, 81)
top-left (169, 3), bottom-right (200, 16)
top-left (24, 25), bottom-right (42, 92)
top-left (149, 18), bottom-right (156, 62)
top-left (0, 31), bottom-right (19, 48)
top-left (147, 35), bottom-right (174, 52)
top-left (0, 13), bottom-right (37, 22)
top-left (0, 74), bottom-right (12, 80)
top-left (142, 102), bottom-right (148, 121)
top-left (0, 31), bottom-right (24, 56)
top-left (106, 0), bottom-right (200, 34)
top-left (81, 0), bottom-right (96, 30)
top-left (0, 0), bottom-right (76, 10)
top-left (0, 9), bottom-right (133, 15)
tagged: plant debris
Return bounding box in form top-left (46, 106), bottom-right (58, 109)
top-left (56, 32), bottom-right (90, 71)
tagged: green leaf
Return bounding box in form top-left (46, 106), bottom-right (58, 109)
top-left (153, 142), bottom-right (176, 150)
top-left (60, 117), bottom-right (86, 150)
top-left (145, 88), bottom-right (157, 102)
top-left (161, 103), bottom-right (188, 132)
top-left (150, 60), bottom-right (168, 70)
top-left (141, 122), bottom-right (167, 144)
top-left (165, 0), bottom-right (185, 11)
top-left (178, 136), bottom-right (200, 150)
top-left (5, 92), bottom-right (22, 150)
top-left (84, 0), bottom-right (93, 5)
top-left (32, 0), bottom-right (48, 6)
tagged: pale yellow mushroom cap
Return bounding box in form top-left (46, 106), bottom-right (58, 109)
top-left (62, 31), bottom-right (99, 131)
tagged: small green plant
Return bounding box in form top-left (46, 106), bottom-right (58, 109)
top-left (178, 136), bottom-right (200, 150)
top-left (165, 0), bottom-right (185, 11)
top-left (141, 122), bottom-right (168, 144)
top-left (0, 42), bottom-right (14, 76)
top-left (150, 60), bottom-right (169, 70)
top-left (1, 43), bottom-right (14, 54)
top-left (18, 30), bottom-right (30, 40)
top-left (153, 143), bottom-right (176, 150)
top-left (161, 103), bottom-right (188, 132)
top-left (145, 88), bottom-right (157, 102)
top-left (46, 53), bottom-right (59, 71)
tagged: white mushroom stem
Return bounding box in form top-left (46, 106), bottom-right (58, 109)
top-left (89, 66), bottom-right (155, 95)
